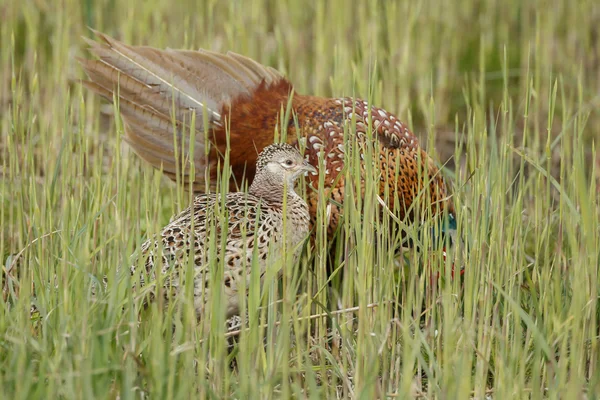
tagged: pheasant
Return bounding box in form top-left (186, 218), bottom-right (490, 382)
top-left (134, 143), bottom-right (316, 318)
top-left (78, 31), bottom-right (456, 244)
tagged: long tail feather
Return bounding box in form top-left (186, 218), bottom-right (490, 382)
top-left (78, 30), bottom-right (284, 189)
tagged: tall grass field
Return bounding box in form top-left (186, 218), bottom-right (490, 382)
top-left (1, 0), bottom-right (599, 398)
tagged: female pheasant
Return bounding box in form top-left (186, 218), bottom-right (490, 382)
top-left (135, 143), bottom-right (316, 318)
top-left (79, 31), bottom-right (456, 241)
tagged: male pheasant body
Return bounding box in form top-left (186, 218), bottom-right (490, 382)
top-left (79, 31), bottom-right (455, 237)
top-left (136, 144), bottom-right (315, 318)
top-left (287, 95), bottom-right (451, 235)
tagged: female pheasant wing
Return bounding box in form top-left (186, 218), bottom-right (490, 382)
top-left (78, 30), bottom-right (284, 190)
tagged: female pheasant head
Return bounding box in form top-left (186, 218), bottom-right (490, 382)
top-left (250, 143), bottom-right (317, 198)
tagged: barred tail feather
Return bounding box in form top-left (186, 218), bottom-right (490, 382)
top-left (78, 30), bottom-right (284, 189)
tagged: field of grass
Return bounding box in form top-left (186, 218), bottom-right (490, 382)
top-left (1, 0), bottom-right (600, 398)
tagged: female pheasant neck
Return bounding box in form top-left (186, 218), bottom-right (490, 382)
top-left (249, 169), bottom-right (301, 206)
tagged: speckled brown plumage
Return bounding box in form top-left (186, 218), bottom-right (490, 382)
top-left (291, 96), bottom-right (452, 236)
top-left (134, 143), bottom-right (315, 318)
top-left (79, 31), bottom-right (454, 238)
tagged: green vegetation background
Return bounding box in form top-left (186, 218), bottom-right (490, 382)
top-left (1, 0), bottom-right (599, 398)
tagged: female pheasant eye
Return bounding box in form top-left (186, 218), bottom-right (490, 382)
top-left (284, 159), bottom-right (293, 167)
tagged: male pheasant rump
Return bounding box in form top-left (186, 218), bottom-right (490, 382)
top-left (79, 31), bottom-right (456, 239)
top-left (135, 143), bottom-right (316, 318)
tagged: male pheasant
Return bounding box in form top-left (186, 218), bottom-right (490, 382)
top-left (79, 31), bottom-right (456, 243)
top-left (135, 143), bottom-right (316, 318)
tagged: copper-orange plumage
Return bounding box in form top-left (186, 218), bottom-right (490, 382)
top-left (78, 31), bottom-right (455, 238)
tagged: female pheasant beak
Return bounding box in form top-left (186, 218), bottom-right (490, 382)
top-left (298, 160), bottom-right (317, 175)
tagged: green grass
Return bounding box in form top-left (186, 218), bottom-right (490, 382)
top-left (2, 0), bottom-right (600, 398)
